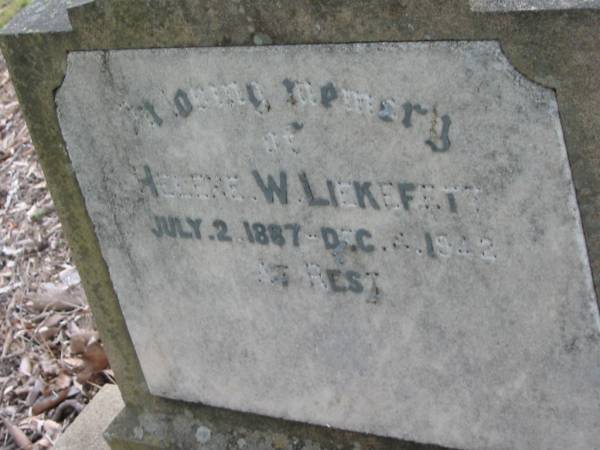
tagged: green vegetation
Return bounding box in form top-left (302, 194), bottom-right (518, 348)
top-left (0, 0), bottom-right (32, 28)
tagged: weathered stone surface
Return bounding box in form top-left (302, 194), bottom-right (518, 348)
top-left (54, 385), bottom-right (124, 450)
top-left (55, 41), bottom-right (600, 450)
top-left (0, 0), bottom-right (92, 34)
top-left (471, 0), bottom-right (600, 11)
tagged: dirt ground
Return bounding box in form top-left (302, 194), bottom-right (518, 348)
top-left (0, 55), bottom-right (112, 449)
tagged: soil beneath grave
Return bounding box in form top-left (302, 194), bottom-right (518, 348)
top-left (0, 55), bottom-right (112, 449)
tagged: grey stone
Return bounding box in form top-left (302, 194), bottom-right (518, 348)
top-left (54, 384), bottom-right (124, 450)
top-left (470, 0), bottom-right (600, 11)
top-left (253, 33), bottom-right (273, 46)
top-left (195, 425), bottom-right (212, 444)
top-left (0, 0), bottom-right (92, 35)
top-left (55, 41), bottom-right (600, 450)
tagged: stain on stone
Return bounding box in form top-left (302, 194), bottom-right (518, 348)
top-left (426, 113), bottom-right (452, 152)
top-left (246, 83), bottom-right (263, 111)
top-left (133, 425), bottom-right (144, 440)
top-left (290, 437), bottom-right (306, 450)
top-left (283, 78), bottom-right (295, 96)
top-left (253, 33), bottom-right (273, 45)
top-left (564, 337), bottom-right (580, 354)
top-left (320, 82), bottom-right (338, 108)
top-left (272, 434), bottom-right (289, 448)
top-left (99, 50), bottom-right (115, 86)
top-left (291, 121), bottom-right (304, 131)
top-left (195, 425), bottom-right (212, 444)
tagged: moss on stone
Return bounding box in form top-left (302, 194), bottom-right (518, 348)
top-left (0, 0), bottom-right (32, 28)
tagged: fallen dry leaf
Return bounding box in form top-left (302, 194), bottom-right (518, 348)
top-left (69, 331), bottom-right (97, 354)
top-left (52, 372), bottom-right (71, 391)
top-left (39, 358), bottom-right (59, 377)
top-left (2, 418), bottom-right (33, 450)
top-left (26, 283), bottom-right (86, 312)
top-left (31, 388), bottom-right (69, 416)
top-left (83, 341), bottom-right (109, 372)
top-left (51, 399), bottom-right (84, 422)
top-left (33, 436), bottom-right (52, 448)
top-left (62, 357), bottom-right (85, 369)
top-left (37, 313), bottom-right (64, 330)
top-left (77, 341), bottom-right (109, 383)
top-left (25, 379), bottom-right (44, 406)
top-left (36, 326), bottom-right (60, 341)
top-left (42, 419), bottom-right (62, 433)
top-left (19, 355), bottom-right (32, 376)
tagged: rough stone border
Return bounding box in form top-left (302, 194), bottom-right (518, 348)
top-left (1, 1), bottom-right (599, 448)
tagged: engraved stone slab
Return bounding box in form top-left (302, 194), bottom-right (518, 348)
top-left (56, 43), bottom-right (600, 450)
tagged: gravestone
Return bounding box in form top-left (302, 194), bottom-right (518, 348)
top-left (2, 1), bottom-right (600, 449)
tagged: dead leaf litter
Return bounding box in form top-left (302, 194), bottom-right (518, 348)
top-left (0, 55), bottom-right (112, 449)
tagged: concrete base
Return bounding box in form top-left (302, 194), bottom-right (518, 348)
top-left (54, 384), bottom-right (124, 450)
top-left (55, 384), bottom-right (442, 449)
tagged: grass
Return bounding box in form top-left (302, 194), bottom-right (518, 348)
top-left (0, 0), bottom-right (32, 28)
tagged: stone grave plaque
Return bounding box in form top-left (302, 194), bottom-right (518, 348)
top-left (56, 42), bottom-right (600, 448)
